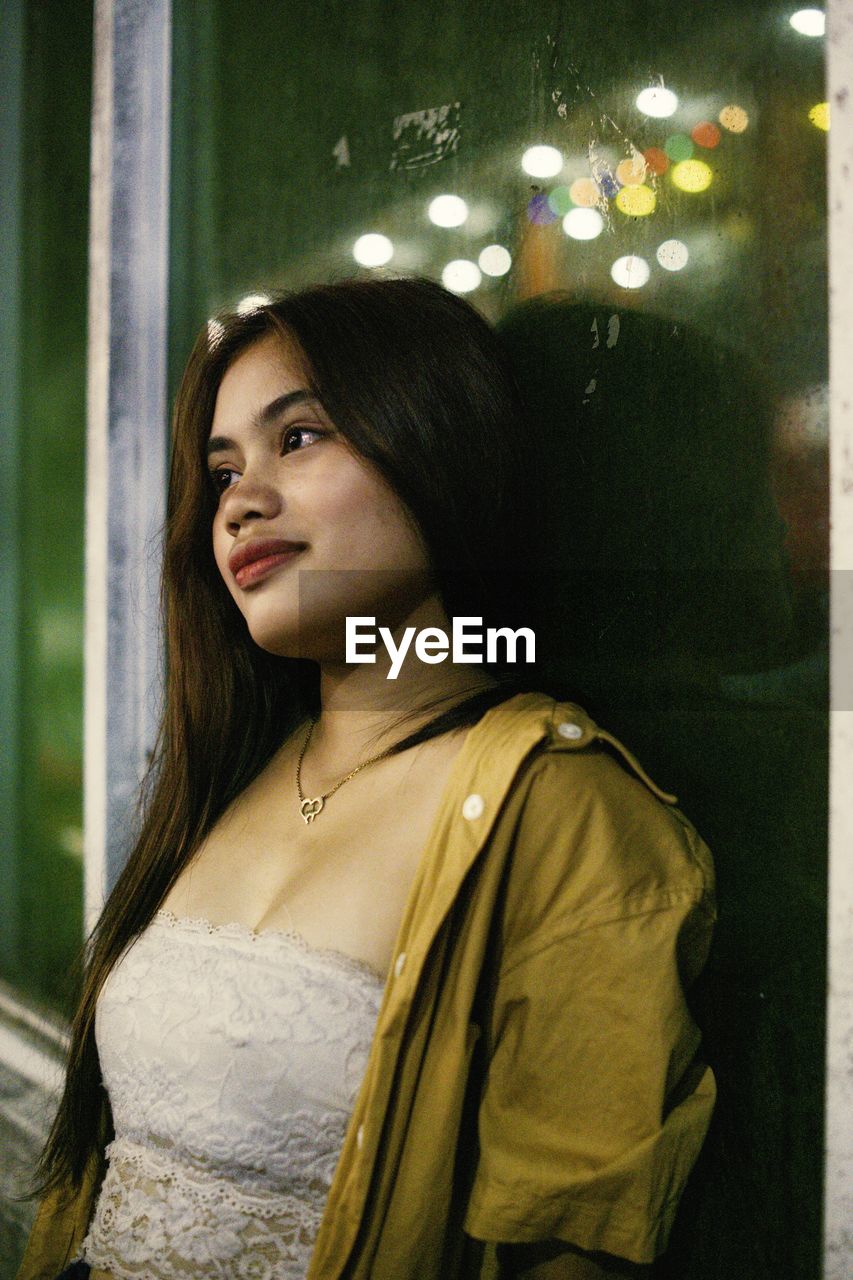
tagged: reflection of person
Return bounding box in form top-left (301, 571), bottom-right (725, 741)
top-left (17, 278), bottom-right (716, 1280)
top-left (497, 295), bottom-right (828, 1280)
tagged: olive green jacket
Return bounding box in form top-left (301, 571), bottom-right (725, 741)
top-left (17, 692), bottom-right (717, 1279)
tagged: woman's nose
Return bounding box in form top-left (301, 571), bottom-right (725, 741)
top-left (223, 472), bottom-right (282, 533)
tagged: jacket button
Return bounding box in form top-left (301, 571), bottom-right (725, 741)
top-left (462, 793), bottom-right (485, 820)
top-left (557, 721), bottom-right (584, 740)
top-left (394, 952), bottom-right (407, 977)
top-left (356, 1123), bottom-right (364, 1149)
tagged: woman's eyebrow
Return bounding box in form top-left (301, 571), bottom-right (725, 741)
top-left (206, 389), bottom-right (319, 457)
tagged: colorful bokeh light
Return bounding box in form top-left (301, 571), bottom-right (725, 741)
top-left (569, 178), bottom-right (600, 208)
top-left (665, 134), bottom-right (694, 162)
top-left (615, 185), bottom-right (656, 216)
top-left (597, 172), bottom-right (620, 199)
top-left (643, 147), bottom-right (669, 175)
top-left (671, 159), bottom-right (713, 192)
top-left (527, 193), bottom-right (559, 224)
top-left (691, 122), bottom-right (721, 148)
top-left (616, 156), bottom-right (647, 186)
top-left (547, 185), bottom-right (573, 216)
top-left (719, 105), bottom-right (749, 133)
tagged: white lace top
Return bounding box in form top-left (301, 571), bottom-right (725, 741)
top-left (77, 909), bottom-right (386, 1280)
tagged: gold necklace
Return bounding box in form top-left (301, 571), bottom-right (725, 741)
top-left (296, 717), bottom-right (398, 824)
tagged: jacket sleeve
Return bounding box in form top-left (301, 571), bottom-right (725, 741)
top-left (462, 748), bottom-right (717, 1265)
top-left (16, 1159), bottom-right (99, 1280)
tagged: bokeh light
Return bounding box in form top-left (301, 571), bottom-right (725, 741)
top-left (665, 134), bottom-right (694, 162)
top-left (442, 259), bottom-right (482, 293)
top-left (809, 102), bottom-right (829, 130)
top-left (789, 9), bottom-right (825, 36)
top-left (656, 239), bottom-right (689, 271)
top-left (547, 185), bottom-right (573, 215)
top-left (719, 105), bottom-right (749, 133)
top-left (597, 171), bottom-right (620, 200)
top-left (635, 87), bottom-right (679, 118)
top-left (521, 145), bottom-right (564, 178)
top-left (236, 293), bottom-right (272, 314)
top-left (569, 178), bottom-right (601, 207)
top-left (478, 244), bottom-right (512, 276)
top-left (563, 208), bottom-right (604, 240)
top-left (428, 195), bottom-right (469, 227)
top-left (616, 156), bottom-right (647, 186)
top-left (671, 159), bottom-right (713, 192)
top-left (691, 122), bottom-right (721, 148)
top-left (527, 193), bottom-right (559, 224)
top-left (615, 185), bottom-right (656, 216)
top-left (352, 234), bottom-right (394, 267)
top-left (611, 255), bottom-right (651, 289)
top-left (643, 147), bottom-right (670, 175)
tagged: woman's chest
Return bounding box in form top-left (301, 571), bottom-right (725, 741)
top-left (158, 735), bottom-right (465, 976)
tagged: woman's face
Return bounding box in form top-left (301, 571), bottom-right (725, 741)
top-left (208, 332), bottom-right (436, 660)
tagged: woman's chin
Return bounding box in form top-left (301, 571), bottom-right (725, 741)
top-left (243, 617), bottom-right (302, 659)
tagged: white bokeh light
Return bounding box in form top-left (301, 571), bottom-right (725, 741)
top-left (442, 260), bottom-right (482, 293)
top-left (611, 255), bottom-right (651, 289)
top-left (428, 195), bottom-right (469, 227)
top-left (563, 208), bottom-right (604, 240)
top-left (478, 244), bottom-right (512, 276)
top-left (236, 293), bottom-right (272, 314)
top-left (635, 87), bottom-right (679, 118)
top-left (352, 233), bottom-right (394, 267)
top-left (656, 239), bottom-right (689, 271)
top-left (521, 145), bottom-right (564, 178)
top-left (789, 8), bottom-right (825, 36)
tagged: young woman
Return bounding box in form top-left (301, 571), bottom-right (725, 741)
top-left (17, 277), bottom-right (717, 1280)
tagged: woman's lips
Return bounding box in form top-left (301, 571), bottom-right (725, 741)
top-left (234, 548), bottom-right (304, 588)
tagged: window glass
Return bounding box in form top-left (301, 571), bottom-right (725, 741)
top-left (0, 0), bottom-right (93, 1012)
top-left (164, 3), bottom-right (826, 1275)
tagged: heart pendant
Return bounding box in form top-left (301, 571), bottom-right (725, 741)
top-left (300, 796), bottom-right (325, 824)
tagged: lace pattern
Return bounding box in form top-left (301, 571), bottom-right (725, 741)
top-left (79, 909), bottom-right (386, 1279)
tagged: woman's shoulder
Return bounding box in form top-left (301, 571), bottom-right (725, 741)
top-left (490, 691), bottom-right (689, 819)
top-left (488, 695), bottom-right (716, 947)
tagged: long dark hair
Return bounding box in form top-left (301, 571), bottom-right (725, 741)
top-left (27, 276), bottom-right (562, 1202)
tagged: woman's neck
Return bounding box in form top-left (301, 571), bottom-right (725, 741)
top-left (309, 593), bottom-right (502, 767)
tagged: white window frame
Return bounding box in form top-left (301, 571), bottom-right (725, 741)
top-left (84, 0), bottom-right (170, 923)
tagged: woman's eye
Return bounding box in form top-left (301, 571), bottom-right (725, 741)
top-left (211, 467), bottom-right (239, 495)
top-left (281, 424), bottom-right (324, 453)
top-left (208, 427), bottom-right (324, 496)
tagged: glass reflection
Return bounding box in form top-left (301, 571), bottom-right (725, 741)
top-left (168, 3), bottom-right (830, 1274)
